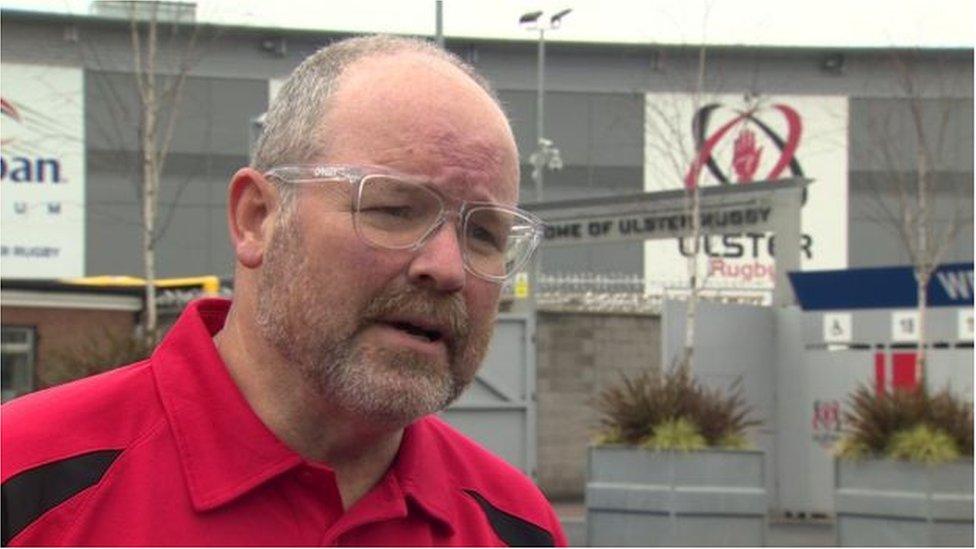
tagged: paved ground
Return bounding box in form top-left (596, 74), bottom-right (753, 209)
top-left (553, 501), bottom-right (837, 547)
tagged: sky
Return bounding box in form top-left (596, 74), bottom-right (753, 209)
top-left (0, 0), bottom-right (973, 49)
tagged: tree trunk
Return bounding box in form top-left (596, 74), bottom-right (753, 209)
top-left (681, 43), bottom-right (708, 372)
top-left (142, 102), bottom-right (158, 344)
top-left (114, 4), bottom-right (202, 345)
top-left (140, 19), bottom-right (158, 345)
top-left (913, 127), bottom-right (929, 387)
top-left (915, 271), bottom-right (928, 386)
top-left (682, 185), bottom-right (702, 371)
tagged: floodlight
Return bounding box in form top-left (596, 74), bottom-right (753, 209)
top-left (550, 8), bottom-right (572, 27)
top-left (519, 10), bottom-right (543, 25)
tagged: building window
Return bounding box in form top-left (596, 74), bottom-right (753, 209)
top-left (2, 327), bottom-right (35, 402)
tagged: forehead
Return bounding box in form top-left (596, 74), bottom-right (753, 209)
top-left (320, 52), bottom-right (520, 205)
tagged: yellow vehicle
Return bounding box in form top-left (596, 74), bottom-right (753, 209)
top-left (62, 275), bottom-right (222, 295)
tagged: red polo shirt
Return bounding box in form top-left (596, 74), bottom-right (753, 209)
top-left (2, 299), bottom-right (566, 546)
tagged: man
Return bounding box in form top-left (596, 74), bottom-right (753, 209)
top-left (2, 35), bottom-right (565, 546)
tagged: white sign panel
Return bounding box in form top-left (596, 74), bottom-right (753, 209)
top-left (823, 313), bottom-right (852, 343)
top-left (643, 94), bottom-right (848, 291)
top-left (1, 64), bottom-right (85, 278)
top-left (959, 309), bottom-right (974, 341)
top-left (891, 310), bottom-right (920, 342)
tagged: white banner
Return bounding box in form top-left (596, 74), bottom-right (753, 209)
top-left (643, 93), bottom-right (848, 290)
top-left (1, 64), bottom-right (86, 278)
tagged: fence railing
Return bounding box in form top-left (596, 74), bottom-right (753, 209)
top-left (503, 272), bottom-right (772, 313)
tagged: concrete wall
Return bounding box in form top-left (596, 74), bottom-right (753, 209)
top-left (535, 311), bottom-right (661, 498)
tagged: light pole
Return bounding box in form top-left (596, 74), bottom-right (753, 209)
top-left (519, 8), bottom-right (571, 202)
top-left (435, 0), bottom-right (443, 47)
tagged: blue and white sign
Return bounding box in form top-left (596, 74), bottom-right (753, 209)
top-left (789, 263), bottom-right (975, 311)
top-left (1, 63), bottom-right (85, 278)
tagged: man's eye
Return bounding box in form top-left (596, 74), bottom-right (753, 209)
top-left (469, 225), bottom-right (505, 251)
top-left (363, 205), bottom-right (415, 218)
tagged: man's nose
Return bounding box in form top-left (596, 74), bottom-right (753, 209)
top-left (406, 221), bottom-right (466, 293)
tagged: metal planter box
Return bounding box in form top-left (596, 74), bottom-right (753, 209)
top-left (585, 446), bottom-right (767, 546)
top-left (834, 458), bottom-right (974, 546)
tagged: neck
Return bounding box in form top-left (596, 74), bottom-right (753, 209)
top-left (213, 302), bottom-right (404, 509)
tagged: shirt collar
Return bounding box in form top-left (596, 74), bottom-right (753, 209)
top-left (389, 418), bottom-right (460, 536)
top-left (152, 298), bottom-right (304, 511)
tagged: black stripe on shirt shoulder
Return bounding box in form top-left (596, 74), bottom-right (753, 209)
top-left (464, 489), bottom-right (555, 547)
top-left (2, 449), bottom-right (122, 546)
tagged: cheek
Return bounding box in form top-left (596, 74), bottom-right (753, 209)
top-left (322, 245), bottom-right (386, 295)
top-left (302, 213), bottom-right (393, 280)
top-left (322, 238), bottom-right (416, 307)
top-left (464, 281), bottom-right (502, 328)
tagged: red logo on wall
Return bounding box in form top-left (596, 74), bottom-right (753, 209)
top-left (811, 398), bottom-right (843, 448)
top-left (685, 103), bottom-right (804, 189)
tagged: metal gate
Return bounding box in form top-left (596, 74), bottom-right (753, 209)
top-left (441, 313), bottom-right (537, 478)
top-left (779, 308), bottom-right (974, 514)
top-left (659, 301), bottom-right (974, 514)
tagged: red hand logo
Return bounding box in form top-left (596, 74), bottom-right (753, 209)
top-left (732, 129), bottom-right (762, 183)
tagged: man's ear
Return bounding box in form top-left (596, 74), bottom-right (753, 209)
top-left (227, 168), bottom-right (281, 269)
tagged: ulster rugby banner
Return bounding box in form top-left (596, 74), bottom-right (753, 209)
top-left (1, 64), bottom-right (85, 278)
top-left (643, 94), bottom-right (848, 290)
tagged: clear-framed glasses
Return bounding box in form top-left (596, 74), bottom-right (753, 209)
top-left (265, 165), bottom-right (545, 283)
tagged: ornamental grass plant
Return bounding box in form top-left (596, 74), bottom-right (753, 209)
top-left (592, 361), bottom-right (760, 451)
top-left (836, 384), bottom-right (974, 464)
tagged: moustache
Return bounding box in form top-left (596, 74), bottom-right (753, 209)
top-left (360, 286), bottom-right (470, 349)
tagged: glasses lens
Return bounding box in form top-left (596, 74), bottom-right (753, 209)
top-left (464, 207), bottom-right (539, 279)
top-left (356, 176), bottom-right (442, 248)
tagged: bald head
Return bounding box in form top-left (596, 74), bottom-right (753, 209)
top-left (322, 51), bottom-right (519, 204)
top-left (252, 35), bottom-right (513, 181)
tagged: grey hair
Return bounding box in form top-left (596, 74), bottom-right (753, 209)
top-left (252, 34), bottom-right (502, 203)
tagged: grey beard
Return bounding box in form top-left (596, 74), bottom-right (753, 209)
top-left (300, 336), bottom-right (464, 427)
top-left (257, 298), bottom-right (465, 426)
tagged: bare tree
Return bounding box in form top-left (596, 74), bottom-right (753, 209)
top-left (680, 43), bottom-right (708, 370)
top-left (23, 2), bottom-right (214, 345)
top-left (123, 1), bottom-right (205, 341)
top-left (80, 11), bottom-right (217, 264)
top-left (861, 51), bottom-right (972, 382)
top-left (644, 30), bottom-right (712, 372)
top-left (9, 2), bottom-right (212, 341)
